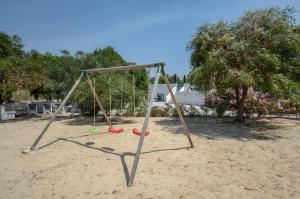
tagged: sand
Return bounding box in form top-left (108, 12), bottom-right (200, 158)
top-left (0, 116), bottom-right (300, 199)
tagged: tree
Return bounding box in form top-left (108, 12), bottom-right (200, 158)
top-left (71, 47), bottom-right (148, 115)
top-left (0, 32), bottom-right (46, 103)
top-left (0, 31), bottom-right (24, 58)
top-left (0, 32), bottom-right (148, 116)
top-left (188, 7), bottom-right (300, 122)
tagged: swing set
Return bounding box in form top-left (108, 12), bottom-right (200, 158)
top-left (91, 70), bottom-right (150, 135)
top-left (22, 62), bottom-right (194, 187)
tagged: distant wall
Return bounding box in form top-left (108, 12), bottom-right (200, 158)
top-left (174, 91), bottom-right (205, 106)
top-left (149, 83), bottom-right (205, 105)
top-left (4, 102), bottom-right (28, 116)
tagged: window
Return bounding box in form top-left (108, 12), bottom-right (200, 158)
top-left (156, 93), bottom-right (165, 102)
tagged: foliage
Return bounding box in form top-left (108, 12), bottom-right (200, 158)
top-left (0, 31), bottom-right (24, 58)
top-left (204, 89), bottom-right (300, 118)
top-left (0, 32), bottom-right (149, 116)
top-left (188, 6), bottom-right (300, 121)
top-left (149, 104), bottom-right (185, 117)
top-left (70, 47), bottom-right (148, 115)
top-left (73, 71), bottom-right (147, 115)
top-left (204, 89), bottom-right (235, 117)
top-left (0, 32), bottom-right (46, 103)
top-left (150, 106), bottom-right (170, 117)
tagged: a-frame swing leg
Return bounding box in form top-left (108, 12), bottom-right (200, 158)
top-left (23, 73), bottom-right (84, 153)
top-left (127, 65), bottom-right (161, 187)
top-left (162, 69), bottom-right (194, 148)
top-left (86, 75), bottom-right (110, 125)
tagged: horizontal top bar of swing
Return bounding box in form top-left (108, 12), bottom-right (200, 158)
top-left (82, 62), bottom-right (165, 73)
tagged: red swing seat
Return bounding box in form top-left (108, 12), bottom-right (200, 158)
top-left (108, 126), bottom-right (124, 133)
top-left (132, 128), bottom-right (150, 136)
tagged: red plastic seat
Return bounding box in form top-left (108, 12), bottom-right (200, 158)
top-left (132, 128), bottom-right (150, 136)
top-left (108, 126), bottom-right (124, 133)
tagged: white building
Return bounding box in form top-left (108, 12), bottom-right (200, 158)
top-left (149, 83), bottom-right (205, 106)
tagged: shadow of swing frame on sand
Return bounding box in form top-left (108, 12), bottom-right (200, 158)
top-left (153, 117), bottom-right (286, 141)
top-left (28, 116), bottom-right (289, 186)
top-left (37, 132), bottom-right (192, 186)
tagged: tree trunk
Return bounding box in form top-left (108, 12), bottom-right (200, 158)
top-left (236, 103), bottom-right (245, 122)
top-left (7, 93), bottom-right (12, 103)
top-left (235, 87), bottom-right (248, 122)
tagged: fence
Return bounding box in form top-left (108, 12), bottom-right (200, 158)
top-left (0, 106), bottom-right (16, 120)
top-left (0, 101), bottom-right (81, 121)
top-left (4, 102), bottom-right (28, 116)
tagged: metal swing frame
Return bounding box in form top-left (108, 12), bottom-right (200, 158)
top-left (23, 62), bottom-right (194, 187)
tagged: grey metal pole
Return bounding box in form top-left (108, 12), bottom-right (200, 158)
top-left (28, 73), bottom-right (84, 151)
top-left (127, 65), bottom-right (161, 187)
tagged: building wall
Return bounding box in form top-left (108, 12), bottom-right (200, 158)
top-left (149, 83), bottom-right (205, 106)
top-left (173, 91), bottom-right (205, 105)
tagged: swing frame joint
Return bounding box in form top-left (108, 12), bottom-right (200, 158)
top-left (81, 71), bottom-right (88, 79)
top-left (154, 62), bottom-right (165, 69)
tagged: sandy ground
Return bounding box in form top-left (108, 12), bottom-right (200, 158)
top-left (0, 116), bottom-right (300, 199)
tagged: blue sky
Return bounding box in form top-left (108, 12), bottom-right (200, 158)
top-left (0, 0), bottom-right (299, 76)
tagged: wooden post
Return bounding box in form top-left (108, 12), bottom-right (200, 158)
top-left (162, 71), bottom-right (194, 148)
top-left (86, 76), bottom-right (110, 125)
top-left (120, 76), bottom-right (123, 124)
top-left (109, 76), bottom-right (112, 126)
top-left (132, 74), bottom-right (135, 117)
top-left (28, 73), bottom-right (84, 151)
top-left (93, 78), bottom-right (96, 126)
top-left (127, 65), bottom-right (161, 187)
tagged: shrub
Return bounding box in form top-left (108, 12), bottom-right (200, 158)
top-left (204, 89), bottom-right (234, 117)
top-left (204, 89), bottom-right (299, 118)
top-left (150, 106), bottom-right (170, 117)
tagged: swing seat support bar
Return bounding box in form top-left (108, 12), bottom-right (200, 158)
top-left (82, 62), bottom-right (165, 73)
